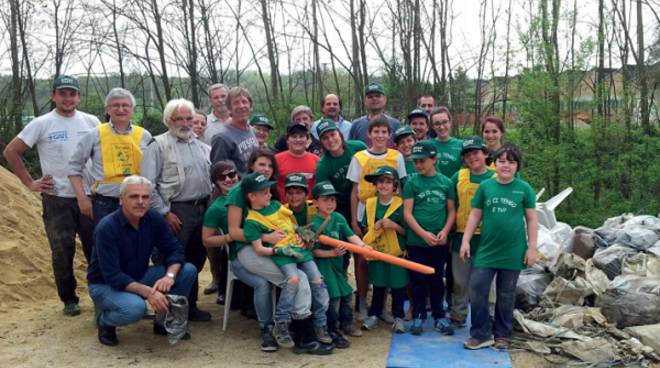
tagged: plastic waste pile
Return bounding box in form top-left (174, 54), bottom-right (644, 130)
top-left (512, 188), bottom-right (660, 366)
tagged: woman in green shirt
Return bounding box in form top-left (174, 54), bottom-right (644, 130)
top-left (460, 144), bottom-right (538, 351)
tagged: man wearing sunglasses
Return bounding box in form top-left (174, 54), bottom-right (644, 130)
top-left (141, 98), bottom-right (214, 322)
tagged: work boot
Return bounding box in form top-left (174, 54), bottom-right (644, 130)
top-left (98, 324), bottom-right (118, 346)
top-left (188, 306), bottom-right (212, 322)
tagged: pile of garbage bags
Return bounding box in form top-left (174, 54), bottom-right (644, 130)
top-left (513, 213), bottom-right (660, 365)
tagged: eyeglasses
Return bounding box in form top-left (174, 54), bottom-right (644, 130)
top-left (219, 171), bottom-right (237, 181)
top-left (432, 120), bottom-right (450, 126)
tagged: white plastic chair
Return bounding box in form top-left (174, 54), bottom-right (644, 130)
top-left (222, 246), bottom-right (276, 331)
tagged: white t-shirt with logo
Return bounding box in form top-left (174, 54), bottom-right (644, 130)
top-left (18, 110), bottom-right (100, 198)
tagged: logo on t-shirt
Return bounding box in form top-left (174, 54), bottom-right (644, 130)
top-left (47, 130), bottom-right (68, 142)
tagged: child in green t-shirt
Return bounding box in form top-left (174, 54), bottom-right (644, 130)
top-left (241, 172), bottom-right (332, 349)
top-left (449, 137), bottom-right (496, 328)
top-left (359, 166), bottom-right (408, 334)
top-left (283, 173), bottom-right (317, 226)
top-left (393, 125), bottom-right (417, 177)
top-left (460, 143), bottom-right (537, 351)
top-left (403, 141), bottom-right (456, 336)
top-left (311, 181), bottom-right (370, 348)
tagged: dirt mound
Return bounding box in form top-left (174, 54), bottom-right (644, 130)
top-left (0, 166), bottom-right (87, 310)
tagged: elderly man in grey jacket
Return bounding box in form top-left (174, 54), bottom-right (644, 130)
top-left (141, 98), bottom-right (213, 322)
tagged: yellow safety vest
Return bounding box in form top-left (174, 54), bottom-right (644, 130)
top-left (246, 205), bottom-right (304, 248)
top-left (354, 149), bottom-right (400, 203)
top-left (455, 168), bottom-right (495, 233)
top-left (363, 196), bottom-right (403, 257)
top-left (285, 201), bottom-right (318, 225)
top-left (96, 123), bottom-right (145, 186)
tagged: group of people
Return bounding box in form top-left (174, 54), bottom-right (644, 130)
top-left (3, 75), bottom-right (538, 355)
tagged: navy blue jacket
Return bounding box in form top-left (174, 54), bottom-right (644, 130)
top-left (87, 208), bottom-right (185, 290)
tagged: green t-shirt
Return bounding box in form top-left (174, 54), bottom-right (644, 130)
top-left (291, 205), bottom-right (308, 226)
top-left (404, 158), bottom-right (416, 177)
top-left (360, 197), bottom-right (409, 288)
top-left (429, 137), bottom-right (464, 178)
top-left (225, 185), bottom-right (250, 256)
top-left (402, 172), bottom-right (456, 247)
top-left (203, 195), bottom-right (237, 260)
top-left (311, 212), bottom-right (355, 298)
top-left (315, 140), bottom-right (367, 206)
top-left (470, 177), bottom-right (536, 270)
top-left (243, 200), bottom-right (313, 267)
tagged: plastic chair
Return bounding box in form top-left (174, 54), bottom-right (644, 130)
top-left (222, 246), bottom-right (276, 331)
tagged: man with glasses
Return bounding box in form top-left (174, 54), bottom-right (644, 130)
top-left (141, 99), bottom-right (214, 322)
top-left (68, 88), bottom-right (152, 225)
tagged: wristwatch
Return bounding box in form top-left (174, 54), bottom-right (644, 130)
top-left (166, 272), bottom-right (176, 279)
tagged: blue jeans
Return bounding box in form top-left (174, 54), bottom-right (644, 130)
top-left (89, 263), bottom-right (197, 327)
top-left (408, 245), bottom-right (448, 319)
top-left (230, 259), bottom-right (273, 329)
top-left (280, 261), bottom-right (328, 326)
top-left (469, 268), bottom-right (520, 340)
top-left (327, 294), bottom-right (353, 332)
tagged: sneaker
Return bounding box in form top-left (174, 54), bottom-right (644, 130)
top-left (331, 331), bottom-right (351, 349)
top-left (493, 337), bottom-right (510, 351)
top-left (272, 321), bottom-right (295, 348)
top-left (188, 307), bottom-right (212, 322)
top-left (464, 337), bottom-right (495, 350)
top-left (362, 315), bottom-right (379, 330)
top-left (410, 318), bottom-right (424, 335)
top-left (314, 325), bottom-right (333, 344)
top-left (379, 311), bottom-right (394, 324)
top-left (216, 293), bottom-right (225, 305)
top-left (203, 280), bottom-right (219, 295)
top-left (392, 318), bottom-right (406, 334)
top-left (341, 323), bottom-right (363, 337)
top-left (63, 303), bottom-right (81, 316)
top-left (433, 318), bottom-right (454, 335)
top-left (261, 325), bottom-right (279, 352)
top-left (293, 340), bottom-right (334, 355)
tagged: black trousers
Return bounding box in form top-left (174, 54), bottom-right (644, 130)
top-left (42, 194), bottom-right (94, 304)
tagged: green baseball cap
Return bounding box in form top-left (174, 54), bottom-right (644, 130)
top-left (409, 140), bottom-right (437, 159)
top-left (407, 108), bottom-right (429, 124)
top-left (312, 181), bottom-right (339, 199)
top-left (241, 172), bottom-right (276, 194)
top-left (53, 75), bottom-right (80, 92)
top-left (284, 173), bottom-right (308, 191)
top-left (364, 166), bottom-right (399, 184)
top-left (461, 136), bottom-right (488, 155)
top-left (315, 118), bottom-right (338, 138)
top-left (365, 83), bottom-right (385, 96)
top-left (393, 125), bottom-right (415, 143)
top-left (249, 114), bottom-right (274, 129)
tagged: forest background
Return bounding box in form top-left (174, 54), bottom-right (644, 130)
top-left (0, 0), bottom-right (658, 228)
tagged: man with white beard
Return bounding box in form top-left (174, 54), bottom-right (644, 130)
top-left (141, 99), bottom-right (213, 322)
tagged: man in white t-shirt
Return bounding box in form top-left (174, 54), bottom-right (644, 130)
top-left (3, 75), bottom-right (100, 317)
top-left (201, 83), bottom-right (231, 145)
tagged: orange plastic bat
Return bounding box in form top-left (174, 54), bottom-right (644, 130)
top-left (318, 235), bottom-right (435, 274)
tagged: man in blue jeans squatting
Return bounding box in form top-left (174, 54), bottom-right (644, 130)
top-left (87, 175), bottom-right (197, 346)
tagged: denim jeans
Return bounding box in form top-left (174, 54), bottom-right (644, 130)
top-left (369, 286), bottom-right (406, 319)
top-left (469, 267), bottom-right (520, 340)
top-left (91, 194), bottom-right (119, 226)
top-left (327, 294), bottom-right (353, 332)
top-left (89, 263), bottom-right (197, 327)
top-left (237, 247), bottom-right (312, 323)
top-left (408, 245), bottom-right (448, 319)
top-left (279, 261), bottom-right (328, 325)
top-left (230, 259), bottom-right (273, 329)
top-left (41, 194), bottom-right (94, 304)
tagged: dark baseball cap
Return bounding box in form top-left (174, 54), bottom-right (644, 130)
top-left (53, 75), bottom-right (80, 92)
top-left (312, 181), bottom-right (339, 199)
top-left (407, 108), bottom-right (429, 124)
top-left (393, 125), bottom-right (415, 143)
top-left (249, 114), bottom-right (274, 129)
top-left (461, 136), bottom-right (488, 155)
top-left (365, 83), bottom-right (385, 96)
top-left (364, 166), bottom-right (399, 183)
top-left (315, 118), bottom-right (338, 138)
top-left (284, 173), bottom-right (308, 191)
top-left (409, 140), bottom-right (437, 159)
top-left (241, 172), bottom-right (275, 194)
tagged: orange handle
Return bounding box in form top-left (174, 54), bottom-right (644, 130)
top-left (318, 235), bottom-right (435, 275)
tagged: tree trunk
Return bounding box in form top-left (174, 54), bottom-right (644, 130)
top-left (636, 0), bottom-right (650, 134)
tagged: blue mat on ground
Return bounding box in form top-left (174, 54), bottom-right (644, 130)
top-left (386, 308), bottom-right (512, 368)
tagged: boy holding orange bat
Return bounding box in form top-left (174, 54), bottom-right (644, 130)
top-left (360, 166), bottom-right (408, 334)
top-left (403, 141), bottom-right (456, 336)
top-left (310, 181), bottom-right (370, 348)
